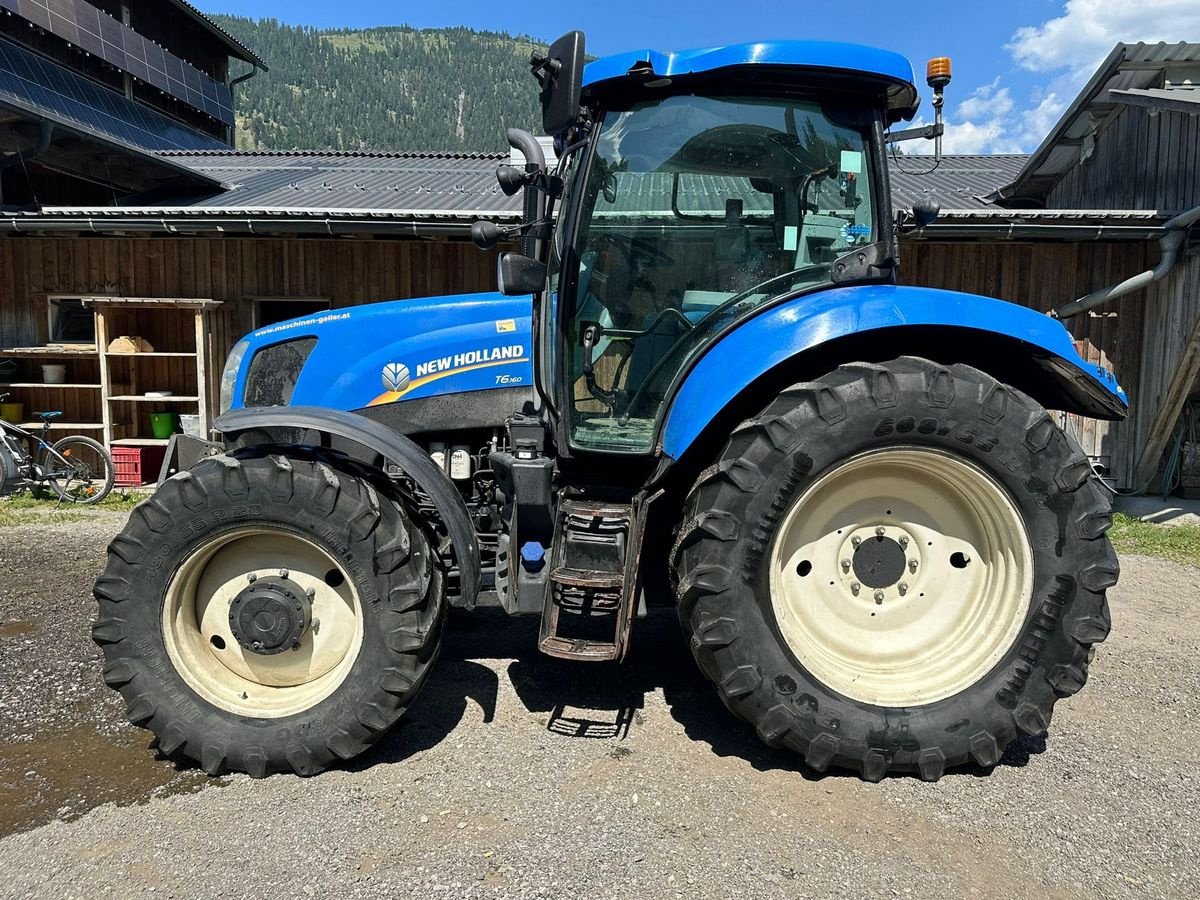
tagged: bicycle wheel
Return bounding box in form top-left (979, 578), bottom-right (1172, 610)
top-left (44, 436), bottom-right (115, 504)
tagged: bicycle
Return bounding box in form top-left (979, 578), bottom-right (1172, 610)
top-left (0, 394), bottom-right (115, 504)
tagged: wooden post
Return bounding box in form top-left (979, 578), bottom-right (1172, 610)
top-left (95, 305), bottom-right (112, 448)
top-left (195, 309), bottom-right (209, 438)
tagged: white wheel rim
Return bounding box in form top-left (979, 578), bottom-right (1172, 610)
top-left (162, 527), bottom-right (364, 719)
top-left (768, 447), bottom-right (1033, 707)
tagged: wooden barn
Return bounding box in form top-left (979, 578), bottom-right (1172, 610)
top-left (0, 17), bottom-right (1196, 489)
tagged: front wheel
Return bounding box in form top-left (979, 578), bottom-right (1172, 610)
top-left (93, 453), bottom-right (442, 776)
top-left (44, 435), bottom-right (114, 504)
top-left (674, 357), bottom-right (1117, 781)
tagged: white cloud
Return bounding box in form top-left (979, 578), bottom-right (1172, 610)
top-left (907, 82), bottom-right (1025, 155)
top-left (955, 79), bottom-right (1015, 123)
top-left (1007, 0), bottom-right (1200, 79)
top-left (919, 0), bottom-right (1194, 155)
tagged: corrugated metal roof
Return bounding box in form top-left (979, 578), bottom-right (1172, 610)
top-left (158, 149), bottom-right (516, 214)
top-left (26, 149), bottom-right (1164, 239)
top-left (139, 149), bottom-right (1026, 219)
top-left (889, 154), bottom-right (1027, 210)
top-left (993, 41), bottom-right (1200, 204)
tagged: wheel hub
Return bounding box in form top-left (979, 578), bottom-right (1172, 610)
top-left (835, 525), bottom-right (923, 603)
top-left (852, 534), bottom-right (907, 589)
top-left (229, 576), bottom-right (311, 655)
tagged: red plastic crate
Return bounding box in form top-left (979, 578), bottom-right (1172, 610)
top-left (112, 445), bottom-right (167, 486)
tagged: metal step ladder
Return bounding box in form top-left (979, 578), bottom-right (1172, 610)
top-left (539, 498), bottom-right (640, 661)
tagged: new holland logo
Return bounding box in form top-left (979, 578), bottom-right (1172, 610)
top-left (381, 362), bottom-right (410, 393)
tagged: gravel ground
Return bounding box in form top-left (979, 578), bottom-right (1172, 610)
top-left (1, 509), bottom-right (1198, 900)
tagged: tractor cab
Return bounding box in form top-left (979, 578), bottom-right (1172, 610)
top-left (476, 35), bottom-right (922, 456)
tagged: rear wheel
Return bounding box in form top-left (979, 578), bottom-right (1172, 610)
top-left (93, 453), bottom-right (442, 776)
top-left (45, 435), bottom-right (113, 504)
top-left (674, 356), bottom-right (1117, 781)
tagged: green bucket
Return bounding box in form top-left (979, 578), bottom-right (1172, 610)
top-left (149, 412), bottom-right (178, 440)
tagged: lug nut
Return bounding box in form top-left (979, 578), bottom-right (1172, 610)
top-left (306, 587), bottom-right (316, 599)
top-left (908, 559), bottom-right (919, 573)
top-left (841, 558), bottom-right (852, 572)
top-left (247, 573), bottom-right (257, 583)
top-left (850, 582), bottom-right (861, 595)
top-left (899, 536), bottom-right (909, 548)
top-left (898, 582), bottom-right (908, 596)
top-left (875, 526), bottom-right (886, 537)
top-left (851, 536), bottom-right (862, 547)
top-left (279, 568), bottom-right (289, 579)
top-left (873, 590), bottom-right (885, 604)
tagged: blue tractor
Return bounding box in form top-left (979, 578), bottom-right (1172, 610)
top-left (94, 34), bottom-right (1125, 781)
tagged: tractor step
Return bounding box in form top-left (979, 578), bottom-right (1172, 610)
top-left (539, 499), bottom-right (640, 662)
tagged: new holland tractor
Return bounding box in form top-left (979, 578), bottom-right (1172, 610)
top-left (93, 33), bottom-right (1126, 781)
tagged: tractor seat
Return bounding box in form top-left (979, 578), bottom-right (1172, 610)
top-left (36, 410), bottom-right (64, 421)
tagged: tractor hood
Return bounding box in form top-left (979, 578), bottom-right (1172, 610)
top-left (224, 292), bottom-right (534, 416)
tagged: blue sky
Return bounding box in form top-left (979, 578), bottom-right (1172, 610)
top-left (206, 0), bottom-right (1200, 154)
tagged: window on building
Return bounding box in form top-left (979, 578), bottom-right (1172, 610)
top-left (252, 299), bottom-right (332, 330)
top-left (48, 298), bottom-right (96, 344)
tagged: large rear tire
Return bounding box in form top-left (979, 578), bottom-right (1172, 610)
top-left (674, 357), bottom-right (1117, 781)
top-left (93, 453), bottom-right (442, 776)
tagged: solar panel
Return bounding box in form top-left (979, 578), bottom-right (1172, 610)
top-left (0, 34), bottom-right (228, 151)
top-left (0, 0), bottom-right (235, 125)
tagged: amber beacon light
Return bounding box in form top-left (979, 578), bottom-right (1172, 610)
top-left (926, 57), bottom-right (952, 90)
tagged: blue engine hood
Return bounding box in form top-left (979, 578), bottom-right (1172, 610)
top-left (229, 292), bottom-right (534, 413)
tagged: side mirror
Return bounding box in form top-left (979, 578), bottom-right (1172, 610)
top-left (497, 252), bottom-right (546, 296)
top-left (532, 31), bottom-right (585, 136)
top-left (912, 197), bottom-right (941, 228)
top-left (496, 164), bottom-right (530, 197)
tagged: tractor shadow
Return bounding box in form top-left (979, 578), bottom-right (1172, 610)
top-left (360, 605), bottom-right (1046, 780)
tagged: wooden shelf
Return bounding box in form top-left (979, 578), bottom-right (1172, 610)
top-left (0, 383), bottom-right (102, 389)
top-left (18, 422), bottom-right (103, 431)
top-left (95, 301), bottom-right (214, 449)
top-left (0, 347), bottom-right (98, 358)
top-left (109, 395), bottom-right (200, 403)
top-left (83, 297), bottom-right (222, 311)
top-left (105, 352), bottom-right (197, 359)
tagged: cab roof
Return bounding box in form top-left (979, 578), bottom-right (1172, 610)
top-left (583, 40), bottom-right (920, 121)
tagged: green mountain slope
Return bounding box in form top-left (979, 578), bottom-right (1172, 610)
top-left (213, 17), bottom-right (547, 153)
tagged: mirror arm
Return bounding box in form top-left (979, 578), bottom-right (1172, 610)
top-left (885, 122), bottom-right (944, 144)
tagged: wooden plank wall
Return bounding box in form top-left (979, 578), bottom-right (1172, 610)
top-left (1134, 253), bottom-right (1200, 474)
top-left (0, 237), bottom-right (503, 416)
top-left (1041, 100), bottom-right (1199, 486)
top-left (1046, 105), bottom-right (1200, 213)
top-left (901, 240), bottom-right (1152, 486)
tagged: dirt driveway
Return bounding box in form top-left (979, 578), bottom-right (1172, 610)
top-left (1, 510), bottom-right (1197, 900)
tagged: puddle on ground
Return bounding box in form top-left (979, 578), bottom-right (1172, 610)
top-left (0, 722), bottom-right (222, 838)
top-left (0, 620), bottom-right (37, 638)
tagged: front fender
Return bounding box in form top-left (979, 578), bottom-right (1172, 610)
top-left (661, 284), bottom-right (1127, 460)
top-left (215, 406), bottom-right (481, 609)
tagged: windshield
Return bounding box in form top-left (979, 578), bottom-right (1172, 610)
top-left (565, 94), bottom-right (877, 453)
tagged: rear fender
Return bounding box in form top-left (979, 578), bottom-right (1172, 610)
top-left (215, 406), bottom-right (481, 608)
top-left (661, 284), bottom-right (1127, 461)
